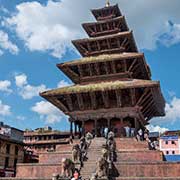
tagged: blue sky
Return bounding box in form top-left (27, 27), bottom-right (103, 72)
top-left (0, 0), bottom-right (180, 132)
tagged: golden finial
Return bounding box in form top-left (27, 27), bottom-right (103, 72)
top-left (105, 0), bottom-right (110, 7)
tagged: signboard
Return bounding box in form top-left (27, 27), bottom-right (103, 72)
top-left (160, 135), bottom-right (178, 140)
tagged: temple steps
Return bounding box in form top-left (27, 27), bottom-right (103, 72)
top-left (80, 138), bottom-right (106, 179)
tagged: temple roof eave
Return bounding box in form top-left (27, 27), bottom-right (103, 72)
top-left (91, 4), bottom-right (122, 20)
top-left (40, 79), bottom-right (160, 96)
top-left (82, 16), bottom-right (126, 27)
top-left (72, 30), bottom-right (133, 43)
top-left (58, 53), bottom-right (144, 67)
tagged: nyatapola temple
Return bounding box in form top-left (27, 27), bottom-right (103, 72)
top-left (12, 2), bottom-right (180, 180)
top-left (40, 1), bottom-right (165, 137)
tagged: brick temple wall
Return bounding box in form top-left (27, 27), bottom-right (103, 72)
top-left (16, 163), bottom-right (62, 178)
top-left (114, 162), bottom-right (180, 177)
top-left (39, 151), bottom-right (71, 164)
top-left (117, 150), bottom-right (163, 162)
top-left (115, 138), bottom-right (148, 150)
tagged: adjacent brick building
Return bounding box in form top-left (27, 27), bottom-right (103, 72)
top-left (0, 123), bottom-right (24, 177)
top-left (24, 127), bottom-right (70, 153)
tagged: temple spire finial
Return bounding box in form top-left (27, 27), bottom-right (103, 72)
top-left (105, 0), bottom-right (110, 7)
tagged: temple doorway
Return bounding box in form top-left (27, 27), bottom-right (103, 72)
top-left (110, 118), bottom-right (121, 137)
top-left (84, 119), bottom-right (94, 134)
top-left (97, 118), bottom-right (108, 137)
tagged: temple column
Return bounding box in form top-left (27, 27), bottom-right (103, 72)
top-left (70, 121), bottom-right (73, 136)
top-left (120, 118), bottom-right (123, 125)
top-left (134, 118), bottom-right (138, 135)
top-left (82, 121), bottom-right (85, 136)
top-left (107, 118), bottom-right (111, 130)
top-left (95, 119), bottom-right (97, 137)
top-left (75, 123), bottom-right (77, 135)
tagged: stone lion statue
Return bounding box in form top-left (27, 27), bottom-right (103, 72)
top-left (61, 158), bottom-right (75, 177)
top-left (72, 144), bottom-right (81, 163)
top-left (95, 157), bottom-right (108, 178)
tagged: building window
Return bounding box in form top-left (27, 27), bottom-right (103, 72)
top-left (172, 151), bottom-right (175, 154)
top-left (172, 141), bottom-right (175, 144)
top-left (6, 144), bottom-right (10, 154)
top-left (166, 151), bottom-right (169, 155)
top-left (4, 157), bottom-right (9, 168)
top-left (15, 146), bottom-right (18, 155)
top-left (165, 141), bottom-right (168, 145)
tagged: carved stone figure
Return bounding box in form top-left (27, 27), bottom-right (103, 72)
top-left (72, 144), bottom-right (81, 163)
top-left (95, 157), bottom-right (108, 178)
top-left (61, 158), bottom-right (75, 177)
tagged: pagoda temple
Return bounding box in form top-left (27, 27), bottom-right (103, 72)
top-left (40, 3), bottom-right (165, 137)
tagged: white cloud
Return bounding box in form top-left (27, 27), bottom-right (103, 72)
top-left (15, 73), bottom-right (71, 99)
top-left (15, 73), bottom-right (47, 99)
top-left (146, 124), bottom-right (168, 134)
top-left (31, 101), bottom-right (66, 124)
top-left (57, 80), bottom-right (71, 88)
top-left (15, 74), bottom-right (27, 87)
top-left (5, 1), bottom-right (82, 58)
top-left (0, 30), bottom-right (19, 55)
top-left (0, 100), bottom-right (11, 116)
top-left (3, 0), bottom-right (180, 58)
top-left (0, 80), bottom-right (12, 93)
top-left (150, 96), bottom-right (180, 128)
top-left (19, 84), bottom-right (47, 100)
top-left (158, 21), bottom-right (180, 47)
top-left (163, 97), bottom-right (180, 122)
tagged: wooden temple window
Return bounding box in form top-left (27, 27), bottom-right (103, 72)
top-left (81, 64), bottom-right (90, 77)
top-left (90, 63), bottom-right (98, 76)
top-left (57, 95), bottom-right (69, 110)
top-left (108, 90), bottom-right (117, 108)
top-left (96, 24), bottom-right (101, 33)
top-left (115, 60), bottom-right (125, 73)
top-left (121, 89), bottom-right (132, 107)
top-left (99, 39), bottom-right (108, 50)
top-left (102, 23), bottom-right (108, 31)
top-left (81, 92), bottom-right (91, 110)
top-left (106, 61), bottom-right (113, 74)
top-left (110, 38), bottom-right (118, 49)
top-left (70, 94), bottom-right (79, 111)
top-left (95, 91), bottom-right (104, 109)
top-left (69, 65), bottom-right (80, 76)
top-left (90, 41), bottom-right (98, 51)
top-left (109, 22), bottom-right (114, 30)
top-left (99, 62), bottom-right (107, 75)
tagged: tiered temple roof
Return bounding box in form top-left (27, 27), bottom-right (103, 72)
top-left (57, 53), bottom-right (151, 84)
top-left (40, 3), bottom-right (165, 135)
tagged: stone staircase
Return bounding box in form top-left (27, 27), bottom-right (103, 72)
top-left (8, 138), bottom-right (180, 180)
top-left (80, 137), bottom-right (106, 180)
